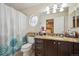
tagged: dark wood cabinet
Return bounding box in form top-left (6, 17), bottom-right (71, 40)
top-left (35, 38), bottom-right (79, 56)
top-left (35, 38), bottom-right (45, 56)
top-left (58, 41), bottom-right (73, 56)
top-left (73, 42), bottom-right (79, 56)
top-left (45, 40), bottom-right (57, 56)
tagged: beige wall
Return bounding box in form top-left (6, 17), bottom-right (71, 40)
top-left (4, 3), bottom-right (79, 34)
top-left (25, 11), bottom-right (69, 34)
top-left (25, 15), bottom-right (41, 33)
top-left (24, 3), bottom-right (79, 33)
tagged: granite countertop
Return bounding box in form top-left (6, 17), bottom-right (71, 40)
top-left (34, 35), bottom-right (79, 43)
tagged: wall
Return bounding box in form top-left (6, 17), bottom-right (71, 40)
top-left (25, 3), bottom-right (79, 34)
top-left (5, 3), bottom-right (79, 34)
top-left (17, 4), bottom-right (50, 33)
top-left (24, 5), bottom-right (68, 34)
top-left (25, 15), bottom-right (41, 33)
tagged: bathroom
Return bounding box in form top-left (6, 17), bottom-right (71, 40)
top-left (0, 3), bottom-right (79, 56)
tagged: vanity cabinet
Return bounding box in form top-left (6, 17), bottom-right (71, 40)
top-left (35, 38), bottom-right (45, 56)
top-left (57, 41), bottom-right (73, 56)
top-left (73, 42), bottom-right (79, 56)
top-left (45, 40), bottom-right (57, 56)
top-left (35, 38), bottom-right (74, 56)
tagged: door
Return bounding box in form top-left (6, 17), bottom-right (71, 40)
top-left (46, 19), bottom-right (54, 33)
top-left (45, 40), bottom-right (57, 56)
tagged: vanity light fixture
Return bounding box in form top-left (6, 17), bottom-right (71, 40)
top-left (53, 4), bottom-right (57, 10)
top-left (61, 3), bottom-right (67, 8)
top-left (44, 3), bottom-right (67, 14)
top-left (52, 9), bottom-right (56, 13)
top-left (52, 4), bottom-right (57, 13)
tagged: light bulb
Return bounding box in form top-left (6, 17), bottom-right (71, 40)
top-left (60, 8), bottom-right (64, 12)
top-left (53, 4), bottom-right (57, 10)
top-left (52, 9), bottom-right (56, 13)
top-left (46, 6), bottom-right (49, 11)
top-left (46, 6), bottom-right (50, 14)
top-left (61, 3), bottom-right (67, 8)
top-left (47, 11), bottom-right (50, 14)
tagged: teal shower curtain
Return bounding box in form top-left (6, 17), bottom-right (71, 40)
top-left (0, 4), bottom-right (27, 56)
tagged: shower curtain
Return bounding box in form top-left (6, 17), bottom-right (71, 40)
top-left (0, 4), bottom-right (27, 56)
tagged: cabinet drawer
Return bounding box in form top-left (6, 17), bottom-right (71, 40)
top-left (35, 43), bottom-right (43, 46)
top-left (35, 39), bottom-right (43, 44)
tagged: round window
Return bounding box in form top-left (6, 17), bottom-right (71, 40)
top-left (29, 16), bottom-right (38, 27)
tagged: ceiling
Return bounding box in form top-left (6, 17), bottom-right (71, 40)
top-left (5, 3), bottom-right (76, 15)
top-left (6, 3), bottom-right (41, 10)
top-left (5, 3), bottom-right (52, 15)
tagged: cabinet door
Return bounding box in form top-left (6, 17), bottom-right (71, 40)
top-left (73, 43), bottom-right (79, 56)
top-left (45, 40), bottom-right (57, 56)
top-left (58, 41), bottom-right (73, 56)
top-left (35, 39), bottom-right (44, 56)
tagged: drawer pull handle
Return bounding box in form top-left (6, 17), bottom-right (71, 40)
top-left (58, 42), bottom-right (60, 45)
top-left (53, 42), bottom-right (56, 44)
